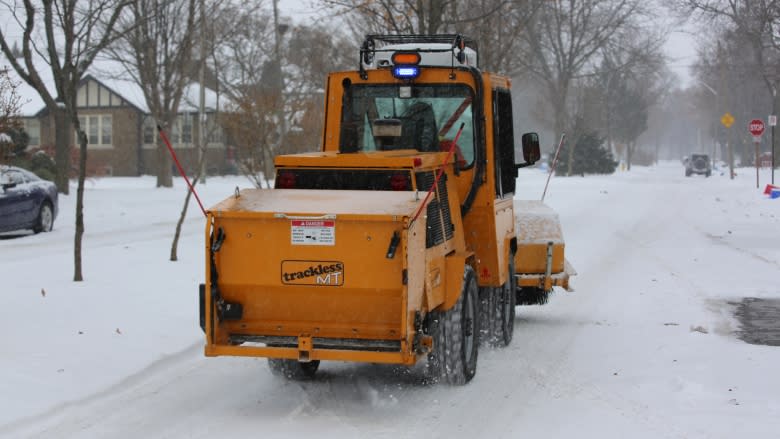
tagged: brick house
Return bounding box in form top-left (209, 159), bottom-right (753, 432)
top-left (13, 63), bottom-right (230, 177)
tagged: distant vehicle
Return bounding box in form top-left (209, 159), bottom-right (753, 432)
top-left (685, 153), bottom-right (711, 177)
top-left (0, 165), bottom-right (58, 234)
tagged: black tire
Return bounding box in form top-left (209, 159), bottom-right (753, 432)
top-left (479, 256), bottom-right (516, 347)
top-left (33, 202), bottom-right (54, 233)
top-left (497, 256), bottom-right (516, 347)
top-left (426, 265), bottom-right (479, 385)
top-left (268, 358), bottom-right (320, 380)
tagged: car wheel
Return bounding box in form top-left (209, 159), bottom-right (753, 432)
top-left (33, 202), bottom-right (54, 233)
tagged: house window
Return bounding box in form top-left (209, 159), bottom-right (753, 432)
top-left (24, 119), bottom-right (40, 146)
top-left (101, 115), bottom-right (112, 144)
top-left (207, 115), bottom-right (223, 144)
top-left (76, 114), bottom-right (113, 147)
top-left (142, 115), bottom-right (198, 148)
top-left (143, 117), bottom-right (155, 145)
top-left (181, 114), bottom-right (192, 144)
top-left (168, 115), bottom-right (193, 146)
top-left (88, 116), bottom-right (99, 144)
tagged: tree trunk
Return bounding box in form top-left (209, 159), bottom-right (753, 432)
top-left (170, 150), bottom-right (206, 261)
top-left (74, 129), bottom-right (88, 281)
top-left (53, 107), bottom-right (71, 194)
top-left (156, 142), bottom-right (173, 187)
top-left (170, 174), bottom-right (201, 261)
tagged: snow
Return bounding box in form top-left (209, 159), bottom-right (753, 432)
top-left (1, 162), bottom-right (780, 437)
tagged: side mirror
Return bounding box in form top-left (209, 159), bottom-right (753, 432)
top-left (516, 132), bottom-right (541, 169)
top-left (2, 182), bottom-right (16, 191)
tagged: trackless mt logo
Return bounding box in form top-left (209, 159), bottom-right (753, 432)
top-left (281, 260), bottom-right (344, 286)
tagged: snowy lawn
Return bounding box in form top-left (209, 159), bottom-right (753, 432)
top-left (0, 175), bottom-right (249, 426)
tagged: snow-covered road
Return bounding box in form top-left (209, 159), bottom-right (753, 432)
top-left (2, 163), bottom-right (779, 438)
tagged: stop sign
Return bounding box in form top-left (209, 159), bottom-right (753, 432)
top-left (749, 119), bottom-right (765, 137)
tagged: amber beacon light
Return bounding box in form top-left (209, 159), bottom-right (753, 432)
top-left (391, 51), bottom-right (421, 79)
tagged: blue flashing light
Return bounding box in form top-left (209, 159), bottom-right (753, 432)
top-left (392, 65), bottom-right (420, 79)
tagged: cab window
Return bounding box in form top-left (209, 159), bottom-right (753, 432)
top-left (340, 84), bottom-right (475, 168)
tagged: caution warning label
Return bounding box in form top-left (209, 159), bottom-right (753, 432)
top-left (290, 220), bottom-right (335, 245)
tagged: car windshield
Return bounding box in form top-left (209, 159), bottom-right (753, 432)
top-left (1, 170), bottom-right (24, 185)
top-left (339, 84), bottom-right (475, 168)
top-left (1, 168), bottom-right (39, 184)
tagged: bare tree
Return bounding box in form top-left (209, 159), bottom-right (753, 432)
top-left (0, 0), bottom-right (131, 281)
top-left (516, 0), bottom-right (659, 174)
top-left (168, 0), bottom-right (228, 262)
top-left (592, 43), bottom-right (668, 169)
top-left (214, 5), bottom-right (278, 187)
top-left (323, 0), bottom-right (514, 44)
top-left (0, 1), bottom-right (126, 195)
top-left (214, 5), bottom-right (349, 187)
top-left (676, 0), bottom-right (780, 165)
top-left (462, 0), bottom-right (543, 74)
top-left (324, 0), bottom-right (460, 35)
top-left (108, 0), bottom-right (199, 188)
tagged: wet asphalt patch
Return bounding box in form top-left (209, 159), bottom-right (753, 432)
top-left (733, 298), bottom-right (780, 347)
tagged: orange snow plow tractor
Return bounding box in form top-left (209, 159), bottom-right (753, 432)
top-left (200, 35), bottom-right (575, 384)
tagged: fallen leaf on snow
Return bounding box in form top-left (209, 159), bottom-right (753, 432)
top-left (690, 325), bottom-right (709, 334)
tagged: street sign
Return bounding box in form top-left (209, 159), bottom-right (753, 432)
top-left (770, 115), bottom-right (777, 126)
top-left (749, 119), bottom-right (765, 137)
top-left (721, 112), bottom-right (735, 128)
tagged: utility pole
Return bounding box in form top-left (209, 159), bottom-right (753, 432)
top-left (772, 87), bottom-right (777, 185)
top-left (718, 42), bottom-right (734, 180)
top-left (198, 0), bottom-right (206, 182)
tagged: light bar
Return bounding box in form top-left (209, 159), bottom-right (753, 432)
top-left (392, 65), bottom-right (420, 79)
top-left (392, 52), bottom-right (421, 65)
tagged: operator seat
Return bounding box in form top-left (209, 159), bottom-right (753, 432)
top-left (400, 102), bottom-right (438, 152)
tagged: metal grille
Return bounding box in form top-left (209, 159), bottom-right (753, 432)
top-left (438, 174), bottom-right (454, 240)
top-left (415, 171), bottom-right (435, 191)
top-left (426, 198), bottom-right (444, 247)
top-left (415, 171), bottom-right (452, 248)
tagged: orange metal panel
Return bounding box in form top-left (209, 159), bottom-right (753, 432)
top-left (516, 243), bottom-right (565, 274)
top-left (514, 200), bottom-right (566, 274)
top-left (205, 344), bottom-right (416, 365)
top-left (210, 188), bottom-right (420, 217)
top-left (274, 150), bottom-right (445, 170)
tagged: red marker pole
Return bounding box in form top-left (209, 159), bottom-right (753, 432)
top-left (158, 125), bottom-right (207, 217)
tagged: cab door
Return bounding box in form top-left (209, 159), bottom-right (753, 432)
top-left (492, 88), bottom-right (516, 198)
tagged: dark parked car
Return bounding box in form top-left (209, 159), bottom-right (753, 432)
top-left (685, 153), bottom-right (711, 177)
top-left (0, 165), bottom-right (58, 233)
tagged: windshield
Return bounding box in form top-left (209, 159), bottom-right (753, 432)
top-left (339, 84), bottom-right (475, 168)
